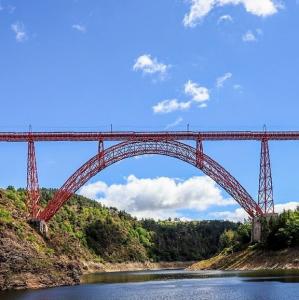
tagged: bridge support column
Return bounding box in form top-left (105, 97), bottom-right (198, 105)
top-left (251, 217), bottom-right (262, 242)
top-left (251, 213), bottom-right (278, 243)
top-left (258, 139), bottom-right (274, 214)
top-left (98, 140), bottom-right (105, 168)
top-left (196, 139), bottom-right (204, 168)
top-left (27, 140), bottom-right (40, 219)
top-left (29, 219), bottom-right (49, 238)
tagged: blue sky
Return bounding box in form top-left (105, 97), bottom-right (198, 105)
top-left (1, 0), bottom-right (299, 221)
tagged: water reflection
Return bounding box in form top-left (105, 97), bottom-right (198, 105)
top-left (1, 269), bottom-right (299, 300)
top-left (81, 268), bottom-right (299, 284)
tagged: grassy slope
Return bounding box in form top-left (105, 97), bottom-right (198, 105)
top-left (189, 246), bottom-right (299, 271)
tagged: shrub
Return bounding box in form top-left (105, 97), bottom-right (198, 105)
top-left (0, 208), bottom-right (13, 224)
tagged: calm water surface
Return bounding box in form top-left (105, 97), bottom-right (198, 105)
top-left (1, 269), bottom-right (299, 300)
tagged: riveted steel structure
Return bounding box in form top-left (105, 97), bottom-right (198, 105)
top-left (258, 139), bottom-right (274, 214)
top-left (2, 131), bottom-right (299, 142)
top-left (38, 140), bottom-right (263, 221)
top-left (1, 130), bottom-right (296, 222)
top-left (26, 140), bottom-right (40, 218)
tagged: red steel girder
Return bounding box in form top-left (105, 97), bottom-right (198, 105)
top-left (38, 140), bottom-right (263, 222)
top-left (1, 130), bottom-right (299, 142)
top-left (196, 139), bottom-right (204, 169)
top-left (27, 140), bottom-right (40, 218)
top-left (258, 139), bottom-right (274, 214)
top-left (98, 139), bottom-right (105, 170)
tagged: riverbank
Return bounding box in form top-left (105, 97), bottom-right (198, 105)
top-left (0, 249), bottom-right (192, 291)
top-left (188, 247), bottom-right (299, 271)
top-left (2, 269), bottom-right (299, 300)
top-left (84, 261), bottom-right (193, 274)
top-left (0, 220), bottom-right (192, 291)
top-left (0, 188), bottom-right (195, 290)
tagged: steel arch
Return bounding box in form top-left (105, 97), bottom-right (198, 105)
top-left (38, 140), bottom-right (263, 222)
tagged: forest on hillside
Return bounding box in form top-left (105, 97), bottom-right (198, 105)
top-left (1, 187), bottom-right (238, 263)
top-left (218, 208), bottom-right (299, 253)
top-left (2, 187), bottom-right (297, 266)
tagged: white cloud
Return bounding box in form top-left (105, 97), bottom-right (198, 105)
top-left (133, 54), bottom-right (169, 78)
top-left (184, 80), bottom-right (210, 103)
top-left (183, 0), bottom-right (214, 27)
top-left (242, 30), bottom-right (257, 42)
top-left (216, 72), bottom-right (232, 88)
top-left (210, 202), bottom-right (299, 222)
top-left (183, 0), bottom-right (281, 27)
top-left (275, 202), bottom-right (299, 212)
top-left (79, 181), bottom-right (108, 199)
top-left (165, 117), bottom-right (184, 129)
top-left (79, 175), bottom-right (235, 220)
top-left (239, 0), bottom-right (281, 16)
top-left (11, 22), bottom-right (27, 42)
top-left (72, 24), bottom-right (86, 33)
top-left (210, 208), bottom-right (248, 222)
top-left (152, 80), bottom-right (209, 113)
top-left (217, 14), bottom-right (233, 23)
top-left (243, 28), bottom-right (263, 42)
top-left (153, 99), bottom-right (191, 114)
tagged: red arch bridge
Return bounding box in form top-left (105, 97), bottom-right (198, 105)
top-left (2, 130), bottom-right (298, 223)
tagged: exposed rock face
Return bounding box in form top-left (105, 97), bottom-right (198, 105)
top-left (0, 189), bottom-right (85, 291)
top-left (0, 229), bottom-right (82, 290)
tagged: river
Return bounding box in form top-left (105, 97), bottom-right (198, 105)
top-left (1, 269), bottom-right (299, 299)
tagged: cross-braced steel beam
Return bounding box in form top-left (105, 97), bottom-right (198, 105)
top-left (98, 140), bottom-right (105, 170)
top-left (196, 139), bottom-right (204, 169)
top-left (2, 130), bottom-right (299, 142)
top-left (38, 140), bottom-right (263, 222)
top-left (258, 139), bottom-right (274, 214)
top-left (0, 130), bottom-right (287, 221)
top-left (27, 140), bottom-right (40, 218)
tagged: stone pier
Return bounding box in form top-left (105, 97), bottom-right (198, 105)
top-left (251, 217), bottom-right (262, 242)
top-left (251, 213), bottom-right (278, 243)
top-left (29, 219), bottom-right (49, 238)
